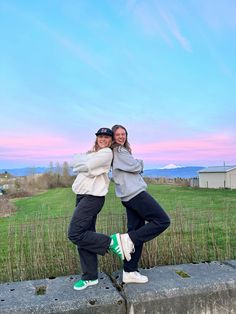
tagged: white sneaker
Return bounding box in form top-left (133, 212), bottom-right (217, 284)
top-left (120, 233), bottom-right (135, 261)
top-left (123, 271), bottom-right (148, 284)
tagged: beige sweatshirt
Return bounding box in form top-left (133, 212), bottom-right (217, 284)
top-left (71, 147), bottom-right (113, 196)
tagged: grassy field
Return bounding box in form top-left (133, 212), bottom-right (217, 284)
top-left (0, 184), bottom-right (236, 283)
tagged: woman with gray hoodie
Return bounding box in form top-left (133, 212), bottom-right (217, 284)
top-left (111, 124), bottom-right (170, 284)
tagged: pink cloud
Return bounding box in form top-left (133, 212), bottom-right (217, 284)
top-left (0, 135), bottom-right (64, 148)
top-left (1, 131), bottom-right (235, 167)
top-left (0, 133), bottom-right (90, 165)
top-left (132, 133), bottom-right (236, 165)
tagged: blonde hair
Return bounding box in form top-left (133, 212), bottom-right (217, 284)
top-left (88, 137), bottom-right (112, 153)
top-left (111, 124), bottom-right (132, 153)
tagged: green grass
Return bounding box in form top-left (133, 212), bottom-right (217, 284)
top-left (2, 184), bottom-right (236, 222)
top-left (0, 184), bottom-right (236, 283)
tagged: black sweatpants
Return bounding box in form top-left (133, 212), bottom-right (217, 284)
top-left (122, 191), bottom-right (170, 272)
top-left (68, 194), bottom-right (111, 280)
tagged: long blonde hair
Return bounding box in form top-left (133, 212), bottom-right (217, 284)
top-left (89, 137), bottom-right (112, 153)
top-left (111, 124), bottom-right (132, 153)
top-left (90, 138), bottom-right (100, 152)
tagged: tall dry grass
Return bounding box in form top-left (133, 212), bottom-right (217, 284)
top-left (1, 205), bottom-right (235, 283)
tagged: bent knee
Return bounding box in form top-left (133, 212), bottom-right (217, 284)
top-left (163, 218), bottom-right (171, 230)
top-left (68, 227), bottom-right (83, 244)
top-left (154, 217), bottom-right (170, 232)
top-left (67, 230), bottom-right (86, 246)
top-left (68, 231), bottom-right (76, 244)
top-left (68, 233), bottom-right (84, 246)
top-left (162, 214), bottom-right (171, 228)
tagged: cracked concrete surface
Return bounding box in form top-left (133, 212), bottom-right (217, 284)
top-left (0, 261), bottom-right (236, 313)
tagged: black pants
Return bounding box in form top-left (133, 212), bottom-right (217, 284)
top-left (122, 191), bottom-right (170, 272)
top-left (68, 194), bottom-right (111, 280)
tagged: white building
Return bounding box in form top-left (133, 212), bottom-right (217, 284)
top-left (198, 166), bottom-right (236, 189)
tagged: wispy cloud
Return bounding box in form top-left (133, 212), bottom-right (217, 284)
top-left (130, 2), bottom-right (171, 45)
top-left (126, 0), bottom-right (191, 51)
top-left (159, 9), bottom-right (191, 52)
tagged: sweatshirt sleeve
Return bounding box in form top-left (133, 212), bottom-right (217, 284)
top-left (113, 147), bottom-right (143, 173)
top-left (70, 153), bottom-right (89, 174)
top-left (86, 148), bottom-right (113, 177)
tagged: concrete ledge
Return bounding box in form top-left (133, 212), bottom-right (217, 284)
top-left (112, 261), bottom-right (236, 314)
top-left (0, 272), bottom-right (125, 314)
top-left (1, 261), bottom-right (236, 313)
top-left (224, 260), bottom-right (236, 269)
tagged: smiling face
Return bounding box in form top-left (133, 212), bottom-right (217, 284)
top-left (97, 135), bottom-right (112, 149)
top-left (113, 127), bottom-right (127, 146)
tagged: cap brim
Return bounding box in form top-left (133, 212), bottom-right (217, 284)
top-left (96, 133), bottom-right (112, 136)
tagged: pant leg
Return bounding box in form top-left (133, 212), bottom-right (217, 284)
top-left (77, 215), bottom-right (98, 280)
top-left (122, 191), bottom-right (170, 246)
top-left (123, 206), bottom-right (145, 272)
top-left (68, 195), bottom-right (111, 255)
top-left (68, 195), bottom-right (111, 280)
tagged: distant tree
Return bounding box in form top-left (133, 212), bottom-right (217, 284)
top-left (48, 161), bottom-right (54, 174)
top-left (55, 162), bottom-right (61, 186)
top-left (61, 161), bottom-right (71, 186)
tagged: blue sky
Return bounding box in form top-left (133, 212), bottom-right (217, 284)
top-left (0, 0), bottom-right (236, 169)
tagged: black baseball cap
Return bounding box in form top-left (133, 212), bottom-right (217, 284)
top-left (95, 127), bottom-right (113, 137)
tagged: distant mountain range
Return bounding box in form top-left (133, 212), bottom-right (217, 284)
top-left (1, 165), bottom-right (204, 179)
top-left (143, 166), bottom-right (204, 179)
top-left (0, 167), bottom-right (50, 177)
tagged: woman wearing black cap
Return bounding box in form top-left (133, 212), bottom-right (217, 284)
top-left (68, 127), bottom-right (125, 290)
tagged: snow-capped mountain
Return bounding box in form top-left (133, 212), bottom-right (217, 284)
top-left (159, 164), bottom-right (182, 169)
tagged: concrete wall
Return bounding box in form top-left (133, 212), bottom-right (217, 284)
top-left (1, 261), bottom-right (236, 314)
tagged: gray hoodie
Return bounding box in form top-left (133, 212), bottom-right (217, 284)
top-left (112, 146), bottom-right (147, 201)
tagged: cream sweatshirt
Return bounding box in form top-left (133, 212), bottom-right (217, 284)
top-left (71, 147), bottom-right (113, 196)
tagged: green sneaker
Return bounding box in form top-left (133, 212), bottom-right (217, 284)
top-left (109, 233), bottom-right (124, 260)
top-left (73, 279), bottom-right (98, 291)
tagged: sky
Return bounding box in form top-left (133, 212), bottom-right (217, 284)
top-left (0, 0), bottom-right (236, 169)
